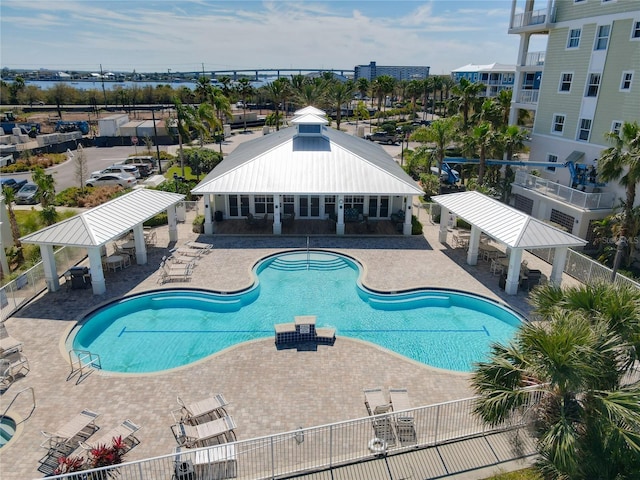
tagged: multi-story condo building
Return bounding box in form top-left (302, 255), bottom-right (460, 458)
top-left (354, 61), bottom-right (430, 82)
top-left (507, 0), bottom-right (640, 242)
top-left (451, 63), bottom-right (517, 97)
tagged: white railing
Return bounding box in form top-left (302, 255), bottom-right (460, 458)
top-left (516, 89), bottom-right (540, 105)
top-left (533, 247), bottom-right (640, 290)
top-left (525, 51), bottom-right (545, 66)
top-left (1, 246), bottom-right (86, 321)
top-left (514, 171), bottom-right (615, 210)
top-left (511, 7), bottom-right (554, 29)
top-left (41, 390), bottom-right (542, 480)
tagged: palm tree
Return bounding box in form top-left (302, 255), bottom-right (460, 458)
top-left (326, 80), bottom-right (355, 131)
top-left (451, 78), bottom-right (484, 130)
top-left (472, 122), bottom-right (492, 185)
top-left (194, 102), bottom-right (219, 147)
top-left (421, 77), bottom-right (434, 121)
top-left (172, 97), bottom-right (197, 177)
top-left (494, 89), bottom-right (513, 128)
top-left (235, 78), bottom-right (254, 133)
top-left (430, 76), bottom-right (443, 118)
top-left (8, 76), bottom-right (25, 104)
top-left (210, 88), bottom-right (232, 153)
top-left (356, 77), bottom-right (369, 104)
top-left (264, 78), bottom-right (290, 131)
top-left (406, 80), bottom-right (422, 120)
top-left (1, 186), bottom-right (24, 264)
top-left (472, 282), bottom-right (640, 479)
top-left (410, 117), bottom-right (457, 189)
top-left (598, 121), bottom-right (640, 264)
top-left (195, 76), bottom-right (213, 104)
top-left (218, 76), bottom-right (233, 98)
top-left (32, 166), bottom-right (57, 226)
top-left (440, 76), bottom-right (455, 117)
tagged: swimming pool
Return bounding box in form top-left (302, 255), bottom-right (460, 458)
top-left (71, 251), bottom-right (523, 373)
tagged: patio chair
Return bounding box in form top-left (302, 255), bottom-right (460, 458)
top-left (0, 322), bottom-right (23, 355)
top-left (186, 241), bottom-right (213, 252)
top-left (40, 409), bottom-right (100, 452)
top-left (363, 387), bottom-right (391, 416)
top-left (158, 260), bottom-right (192, 284)
top-left (174, 394), bottom-right (229, 424)
top-left (0, 351), bottom-right (30, 389)
top-left (112, 243), bottom-right (132, 268)
top-left (171, 415), bottom-right (237, 448)
top-left (79, 419), bottom-right (141, 451)
top-left (389, 387), bottom-right (417, 445)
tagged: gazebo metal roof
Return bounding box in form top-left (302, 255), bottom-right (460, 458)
top-left (433, 191), bottom-right (587, 249)
top-left (20, 189), bottom-right (184, 247)
top-left (192, 125), bottom-right (423, 196)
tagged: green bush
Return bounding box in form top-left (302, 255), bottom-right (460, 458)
top-left (192, 214), bottom-right (205, 233)
top-left (144, 213), bottom-right (168, 227)
top-left (411, 215), bottom-right (423, 235)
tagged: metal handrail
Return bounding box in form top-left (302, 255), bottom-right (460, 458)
top-left (1, 386), bottom-right (36, 423)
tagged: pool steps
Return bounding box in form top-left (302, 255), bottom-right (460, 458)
top-left (0, 417), bottom-right (16, 447)
top-left (368, 295), bottom-right (451, 311)
top-left (268, 254), bottom-right (348, 272)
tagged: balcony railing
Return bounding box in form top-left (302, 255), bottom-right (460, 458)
top-left (42, 390), bottom-right (542, 480)
top-left (525, 51), bottom-right (545, 66)
top-left (514, 171), bottom-right (615, 210)
top-left (516, 90), bottom-right (540, 104)
top-left (511, 7), bottom-right (555, 29)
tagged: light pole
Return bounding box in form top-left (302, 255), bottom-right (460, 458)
top-left (151, 107), bottom-right (162, 174)
top-left (610, 235), bottom-right (628, 283)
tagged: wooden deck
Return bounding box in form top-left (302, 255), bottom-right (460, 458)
top-left (213, 218), bottom-right (404, 235)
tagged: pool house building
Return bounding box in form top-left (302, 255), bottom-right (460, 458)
top-left (192, 106), bottom-right (424, 236)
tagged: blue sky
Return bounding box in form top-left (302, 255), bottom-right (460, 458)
top-left (0, 0), bottom-right (543, 75)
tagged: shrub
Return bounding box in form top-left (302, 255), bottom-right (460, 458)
top-left (411, 215), bottom-right (423, 235)
top-left (144, 213), bottom-right (168, 227)
top-left (192, 214), bottom-right (205, 233)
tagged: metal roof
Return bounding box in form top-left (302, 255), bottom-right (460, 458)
top-left (294, 106), bottom-right (326, 116)
top-left (192, 125), bottom-right (423, 196)
top-left (433, 191), bottom-right (587, 249)
top-left (20, 189), bottom-right (184, 247)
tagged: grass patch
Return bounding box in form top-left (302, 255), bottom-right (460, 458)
top-left (483, 468), bottom-right (541, 480)
top-left (165, 165), bottom-right (199, 181)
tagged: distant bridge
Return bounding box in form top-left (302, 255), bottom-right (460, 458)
top-left (182, 68), bottom-right (355, 81)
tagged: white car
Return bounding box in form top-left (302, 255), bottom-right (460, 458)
top-left (91, 164), bottom-right (140, 179)
top-left (85, 173), bottom-right (138, 188)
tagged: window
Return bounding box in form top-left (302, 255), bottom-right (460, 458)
top-left (254, 195), bottom-right (274, 214)
top-left (552, 114), bottom-right (565, 134)
top-left (324, 195), bottom-right (336, 217)
top-left (550, 210), bottom-right (575, 232)
top-left (611, 121), bottom-right (622, 135)
top-left (632, 20), bottom-right (640, 39)
top-left (547, 154), bottom-right (558, 172)
top-left (595, 25), bottom-right (610, 50)
top-left (567, 28), bottom-right (581, 48)
top-left (586, 73), bottom-right (601, 97)
top-left (620, 71), bottom-right (633, 91)
top-left (559, 73), bottom-right (573, 92)
top-left (578, 118), bottom-right (592, 141)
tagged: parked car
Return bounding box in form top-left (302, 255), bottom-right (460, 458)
top-left (0, 177), bottom-right (28, 193)
top-left (120, 156), bottom-right (155, 177)
top-left (85, 173), bottom-right (138, 188)
top-left (365, 131), bottom-right (399, 145)
top-left (14, 183), bottom-right (40, 205)
top-left (91, 164), bottom-right (140, 179)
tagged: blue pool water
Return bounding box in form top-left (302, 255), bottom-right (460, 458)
top-left (71, 251), bottom-right (523, 373)
top-left (0, 416), bottom-right (16, 448)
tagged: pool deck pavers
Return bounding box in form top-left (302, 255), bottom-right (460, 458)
top-left (0, 208), bottom-right (580, 479)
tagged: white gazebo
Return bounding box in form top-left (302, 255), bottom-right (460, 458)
top-left (433, 191), bottom-right (587, 294)
top-left (192, 108), bottom-right (423, 235)
top-left (20, 189), bottom-right (184, 295)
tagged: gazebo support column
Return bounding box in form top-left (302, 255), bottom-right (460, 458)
top-left (87, 247), bottom-right (106, 295)
top-left (550, 246), bottom-right (568, 286)
top-left (438, 208), bottom-right (449, 243)
top-left (204, 194), bottom-right (214, 235)
top-left (466, 226), bottom-right (482, 266)
top-left (133, 224), bottom-right (147, 265)
top-left (167, 206), bottom-right (178, 243)
top-left (40, 245), bottom-right (59, 292)
top-left (273, 195), bottom-right (282, 235)
top-left (402, 198), bottom-right (412, 235)
top-left (505, 248), bottom-right (524, 295)
top-left (336, 195), bottom-right (345, 235)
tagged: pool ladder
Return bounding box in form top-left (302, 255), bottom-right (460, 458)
top-left (68, 349), bottom-right (102, 385)
top-left (2, 386), bottom-right (36, 424)
top-left (306, 236), bottom-right (310, 270)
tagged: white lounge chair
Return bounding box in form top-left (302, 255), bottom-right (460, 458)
top-left (79, 419), bottom-right (141, 451)
top-left (41, 409), bottom-right (100, 451)
top-left (171, 415), bottom-right (237, 448)
top-left (0, 322), bottom-right (23, 355)
top-left (186, 241), bottom-right (213, 252)
top-left (363, 387), bottom-right (391, 416)
top-left (389, 388), bottom-right (417, 445)
top-left (0, 351), bottom-right (30, 389)
top-left (174, 394), bottom-right (229, 424)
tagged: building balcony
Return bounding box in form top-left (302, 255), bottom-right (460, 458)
top-left (513, 171), bottom-right (615, 210)
top-left (516, 90), bottom-right (540, 105)
top-left (509, 7), bottom-right (555, 33)
top-left (524, 51), bottom-right (545, 67)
